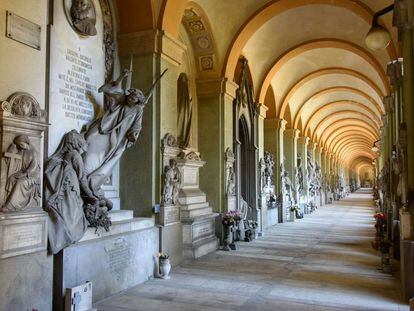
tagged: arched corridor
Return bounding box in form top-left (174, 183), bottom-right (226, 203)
top-left (96, 190), bottom-right (407, 311)
top-left (1, 0), bottom-right (414, 310)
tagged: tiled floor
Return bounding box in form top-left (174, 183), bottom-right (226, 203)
top-left (95, 190), bottom-right (408, 311)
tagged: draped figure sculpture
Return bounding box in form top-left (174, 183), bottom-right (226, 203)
top-left (177, 73), bottom-right (192, 148)
top-left (44, 69), bottom-right (167, 252)
top-left (44, 130), bottom-right (96, 254)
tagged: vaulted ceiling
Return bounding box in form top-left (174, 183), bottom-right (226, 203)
top-left (116, 0), bottom-right (395, 171)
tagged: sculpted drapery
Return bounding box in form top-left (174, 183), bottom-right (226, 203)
top-left (44, 69), bottom-right (167, 253)
top-left (177, 73), bottom-right (192, 148)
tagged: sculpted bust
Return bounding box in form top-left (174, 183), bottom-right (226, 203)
top-left (70, 0), bottom-right (97, 36)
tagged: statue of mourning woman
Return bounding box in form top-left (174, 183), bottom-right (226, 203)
top-left (44, 130), bottom-right (97, 254)
top-left (1, 135), bottom-right (41, 212)
top-left (177, 73), bottom-right (192, 148)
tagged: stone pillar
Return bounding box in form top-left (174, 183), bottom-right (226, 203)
top-left (264, 118), bottom-right (287, 222)
top-left (321, 149), bottom-right (328, 204)
top-left (257, 104), bottom-right (268, 232)
top-left (393, 1), bottom-right (414, 299)
top-left (196, 78), bottom-right (238, 214)
top-left (118, 30), bottom-right (187, 217)
top-left (283, 129), bottom-right (300, 203)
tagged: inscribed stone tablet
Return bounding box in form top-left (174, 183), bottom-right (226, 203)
top-left (6, 11), bottom-right (41, 50)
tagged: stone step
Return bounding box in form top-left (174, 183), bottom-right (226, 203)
top-left (184, 236), bottom-right (219, 259)
top-left (179, 195), bottom-right (206, 205)
top-left (179, 189), bottom-right (206, 205)
top-left (180, 202), bottom-right (209, 210)
top-left (80, 217), bottom-right (155, 243)
top-left (108, 210), bottom-right (133, 222)
top-left (181, 206), bottom-right (212, 219)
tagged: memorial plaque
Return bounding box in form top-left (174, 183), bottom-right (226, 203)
top-left (105, 238), bottom-right (132, 281)
top-left (160, 205), bottom-right (180, 225)
top-left (6, 11), bottom-right (41, 50)
top-left (193, 221), bottom-right (213, 241)
top-left (183, 168), bottom-right (198, 186)
top-left (0, 212), bottom-right (48, 259)
top-left (48, 0), bottom-right (105, 153)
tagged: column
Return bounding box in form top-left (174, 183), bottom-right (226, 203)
top-left (118, 30), bottom-right (186, 216)
top-left (393, 2), bottom-right (414, 299)
top-left (283, 129), bottom-right (300, 204)
top-left (197, 78), bottom-right (238, 214)
top-left (264, 118), bottom-right (287, 222)
top-left (257, 104), bottom-right (268, 233)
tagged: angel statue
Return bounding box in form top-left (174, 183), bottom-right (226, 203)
top-left (82, 68), bottom-right (167, 212)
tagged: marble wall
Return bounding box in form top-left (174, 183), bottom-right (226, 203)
top-left (55, 226), bottom-right (159, 309)
top-left (0, 0), bottom-right (47, 106)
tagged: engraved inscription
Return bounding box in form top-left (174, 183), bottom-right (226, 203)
top-left (193, 222), bottom-right (213, 240)
top-left (184, 169), bottom-right (197, 186)
top-left (105, 238), bottom-right (131, 280)
top-left (6, 11), bottom-right (41, 50)
top-left (165, 207), bottom-right (179, 224)
top-left (58, 48), bottom-right (96, 123)
top-left (3, 223), bottom-right (43, 251)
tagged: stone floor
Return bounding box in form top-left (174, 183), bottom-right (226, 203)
top-left (95, 190), bottom-right (408, 311)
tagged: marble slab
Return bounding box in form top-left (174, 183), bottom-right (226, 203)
top-left (54, 225), bottom-right (159, 310)
top-left (0, 209), bottom-right (48, 259)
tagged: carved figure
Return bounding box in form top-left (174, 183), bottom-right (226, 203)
top-left (295, 155), bottom-right (304, 197)
top-left (70, 0), bottom-right (97, 36)
top-left (82, 69), bottom-right (167, 210)
top-left (162, 159), bottom-right (181, 206)
top-left (307, 152), bottom-right (316, 200)
top-left (281, 163), bottom-right (294, 206)
top-left (263, 151), bottom-right (275, 187)
top-left (314, 163), bottom-right (322, 195)
top-left (177, 73), bottom-right (192, 148)
top-left (44, 130), bottom-right (96, 254)
top-left (1, 135), bottom-right (40, 212)
top-left (226, 166), bottom-right (236, 196)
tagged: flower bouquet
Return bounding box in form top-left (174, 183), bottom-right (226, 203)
top-left (222, 210), bottom-right (242, 226)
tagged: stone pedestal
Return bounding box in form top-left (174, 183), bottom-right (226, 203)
top-left (177, 152), bottom-right (218, 259)
top-left (0, 210), bottom-right (52, 310)
top-left (53, 213), bottom-right (158, 310)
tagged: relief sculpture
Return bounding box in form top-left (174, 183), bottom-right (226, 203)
top-left (1, 135), bottom-right (41, 212)
top-left (70, 0), bottom-right (97, 36)
top-left (161, 159), bottom-right (181, 206)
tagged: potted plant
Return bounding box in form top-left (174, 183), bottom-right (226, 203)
top-left (158, 252), bottom-right (171, 279)
top-left (289, 205), bottom-right (300, 221)
top-left (222, 210), bottom-right (241, 250)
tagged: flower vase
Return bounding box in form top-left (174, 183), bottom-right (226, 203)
top-left (289, 210), bottom-right (295, 222)
top-left (381, 252), bottom-right (391, 273)
top-left (160, 258), bottom-right (171, 279)
top-left (222, 224), bottom-right (232, 251)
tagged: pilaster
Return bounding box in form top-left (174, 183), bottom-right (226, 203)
top-left (196, 78), bottom-right (238, 214)
top-left (118, 30), bottom-right (187, 216)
